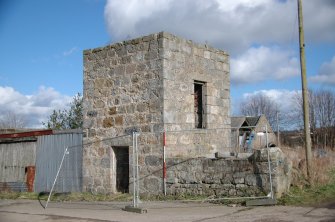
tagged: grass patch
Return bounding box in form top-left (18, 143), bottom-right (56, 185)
top-left (0, 192), bottom-right (39, 200)
top-left (278, 169), bottom-right (335, 206)
top-left (0, 192), bottom-right (132, 202)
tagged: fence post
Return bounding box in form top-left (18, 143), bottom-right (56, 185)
top-left (132, 132), bottom-right (136, 207)
top-left (135, 132), bottom-right (139, 207)
top-left (265, 125), bottom-right (274, 199)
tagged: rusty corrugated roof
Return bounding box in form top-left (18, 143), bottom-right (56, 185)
top-left (0, 129), bottom-right (53, 138)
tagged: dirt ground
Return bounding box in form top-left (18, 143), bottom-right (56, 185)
top-left (0, 199), bottom-right (334, 222)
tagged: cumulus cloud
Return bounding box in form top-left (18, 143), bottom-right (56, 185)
top-left (243, 89), bottom-right (299, 113)
top-left (104, 0), bottom-right (335, 54)
top-left (231, 46), bottom-right (299, 84)
top-left (0, 86), bottom-right (72, 128)
top-left (310, 56), bottom-right (335, 85)
top-left (303, 0), bottom-right (335, 43)
top-left (104, 0), bottom-right (335, 85)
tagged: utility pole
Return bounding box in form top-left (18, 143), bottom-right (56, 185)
top-left (298, 0), bottom-right (313, 181)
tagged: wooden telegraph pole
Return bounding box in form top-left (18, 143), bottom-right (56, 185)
top-left (297, 0), bottom-right (313, 181)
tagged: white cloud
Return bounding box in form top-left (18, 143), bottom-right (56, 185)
top-left (104, 0), bottom-right (172, 39)
top-left (0, 86), bottom-right (72, 128)
top-left (243, 89), bottom-right (300, 113)
top-left (63, 47), bottom-right (78, 56)
top-left (104, 0), bottom-right (335, 54)
top-left (104, 0), bottom-right (335, 85)
top-left (231, 46), bottom-right (299, 84)
top-left (310, 56), bottom-right (335, 85)
top-left (303, 0), bottom-right (335, 43)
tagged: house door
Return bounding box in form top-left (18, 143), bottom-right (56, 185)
top-left (113, 147), bottom-right (129, 193)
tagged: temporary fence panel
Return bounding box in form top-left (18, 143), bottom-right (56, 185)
top-left (134, 126), bottom-right (276, 201)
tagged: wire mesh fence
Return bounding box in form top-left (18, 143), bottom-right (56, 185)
top-left (134, 126), bottom-right (276, 203)
top-left (45, 125), bottom-right (281, 208)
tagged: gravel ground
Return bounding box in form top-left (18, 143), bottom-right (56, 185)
top-left (0, 199), bottom-right (334, 222)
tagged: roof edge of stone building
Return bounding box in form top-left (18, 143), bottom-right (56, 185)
top-left (83, 31), bottom-right (229, 55)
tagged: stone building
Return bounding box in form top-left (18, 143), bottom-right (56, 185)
top-left (231, 115), bottom-right (277, 152)
top-left (82, 32), bottom-right (231, 194)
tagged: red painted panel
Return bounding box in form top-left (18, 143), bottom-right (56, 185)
top-left (26, 166), bottom-right (36, 192)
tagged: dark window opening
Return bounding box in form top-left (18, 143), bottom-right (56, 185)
top-left (194, 81), bottom-right (205, 128)
top-left (113, 147), bottom-right (129, 193)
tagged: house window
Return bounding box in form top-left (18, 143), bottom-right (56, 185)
top-left (194, 81), bottom-right (206, 128)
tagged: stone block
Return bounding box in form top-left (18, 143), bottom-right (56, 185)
top-left (115, 116), bottom-right (123, 125)
top-left (233, 177), bottom-right (244, 184)
top-left (228, 189), bottom-right (236, 196)
top-left (102, 118), bottom-right (113, 128)
top-left (108, 107), bottom-right (117, 115)
top-left (237, 152), bottom-right (253, 159)
top-left (94, 100), bottom-right (105, 108)
top-left (204, 51), bottom-right (211, 59)
top-left (215, 152), bottom-right (235, 158)
top-left (245, 175), bottom-right (257, 186)
top-left (145, 155), bottom-right (161, 166)
top-left (100, 158), bottom-right (110, 168)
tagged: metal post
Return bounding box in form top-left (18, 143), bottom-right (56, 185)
top-left (45, 147), bottom-right (69, 209)
top-left (163, 132), bottom-right (167, 196)
top-left (135, 133), bottom-right (139, 207)
top-left (277, 112), bottom-right (280, 147)
top-left (265, 125), bottom-right (274, 199)
top-left (132, 132), bottom-right (136, 207)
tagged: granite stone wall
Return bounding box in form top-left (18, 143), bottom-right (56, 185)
top-left (143, 147), bottom-right (292, 198)
top-left (162, 33), bottom-right (230, 158)
top-left (83, 33), bottom-right (164, 193)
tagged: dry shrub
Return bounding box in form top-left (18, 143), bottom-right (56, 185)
top-left (281, 146), bottom-right (335, 187)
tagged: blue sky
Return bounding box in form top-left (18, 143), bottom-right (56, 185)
top-left (0, 0), bottom-right (334, 127)
top-left (0, 0), bottom-right (107, 95)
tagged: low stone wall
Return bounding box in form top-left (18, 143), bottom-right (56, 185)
top-left (142, 147), bottom-right (292, 198)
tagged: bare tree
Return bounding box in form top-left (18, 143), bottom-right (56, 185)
top-left (291, 89), bottom-right (335, 149)
top-left (314, 89), bottom-right (335, 149)
top-left (239, 93), bottom-right (279, 128)
top-left (0, 112), bottom-right (27, 129)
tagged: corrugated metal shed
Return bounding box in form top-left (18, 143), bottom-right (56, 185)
top-left (0, 138), bottom-right (37, 191)
top-left (34, 130), bottom-right (83, 193)
top-left (0, 129), bottom-right (83, 193)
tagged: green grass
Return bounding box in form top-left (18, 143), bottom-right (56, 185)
top-left (0, 192), bottom-right (132, 202)
top-left (0, 192), bottom-right (39, 200)
top-left (278, 170), bottom-right (335, 206)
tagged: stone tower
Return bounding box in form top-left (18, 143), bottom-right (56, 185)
top-left (82, 32), bottom-right (230, 194)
